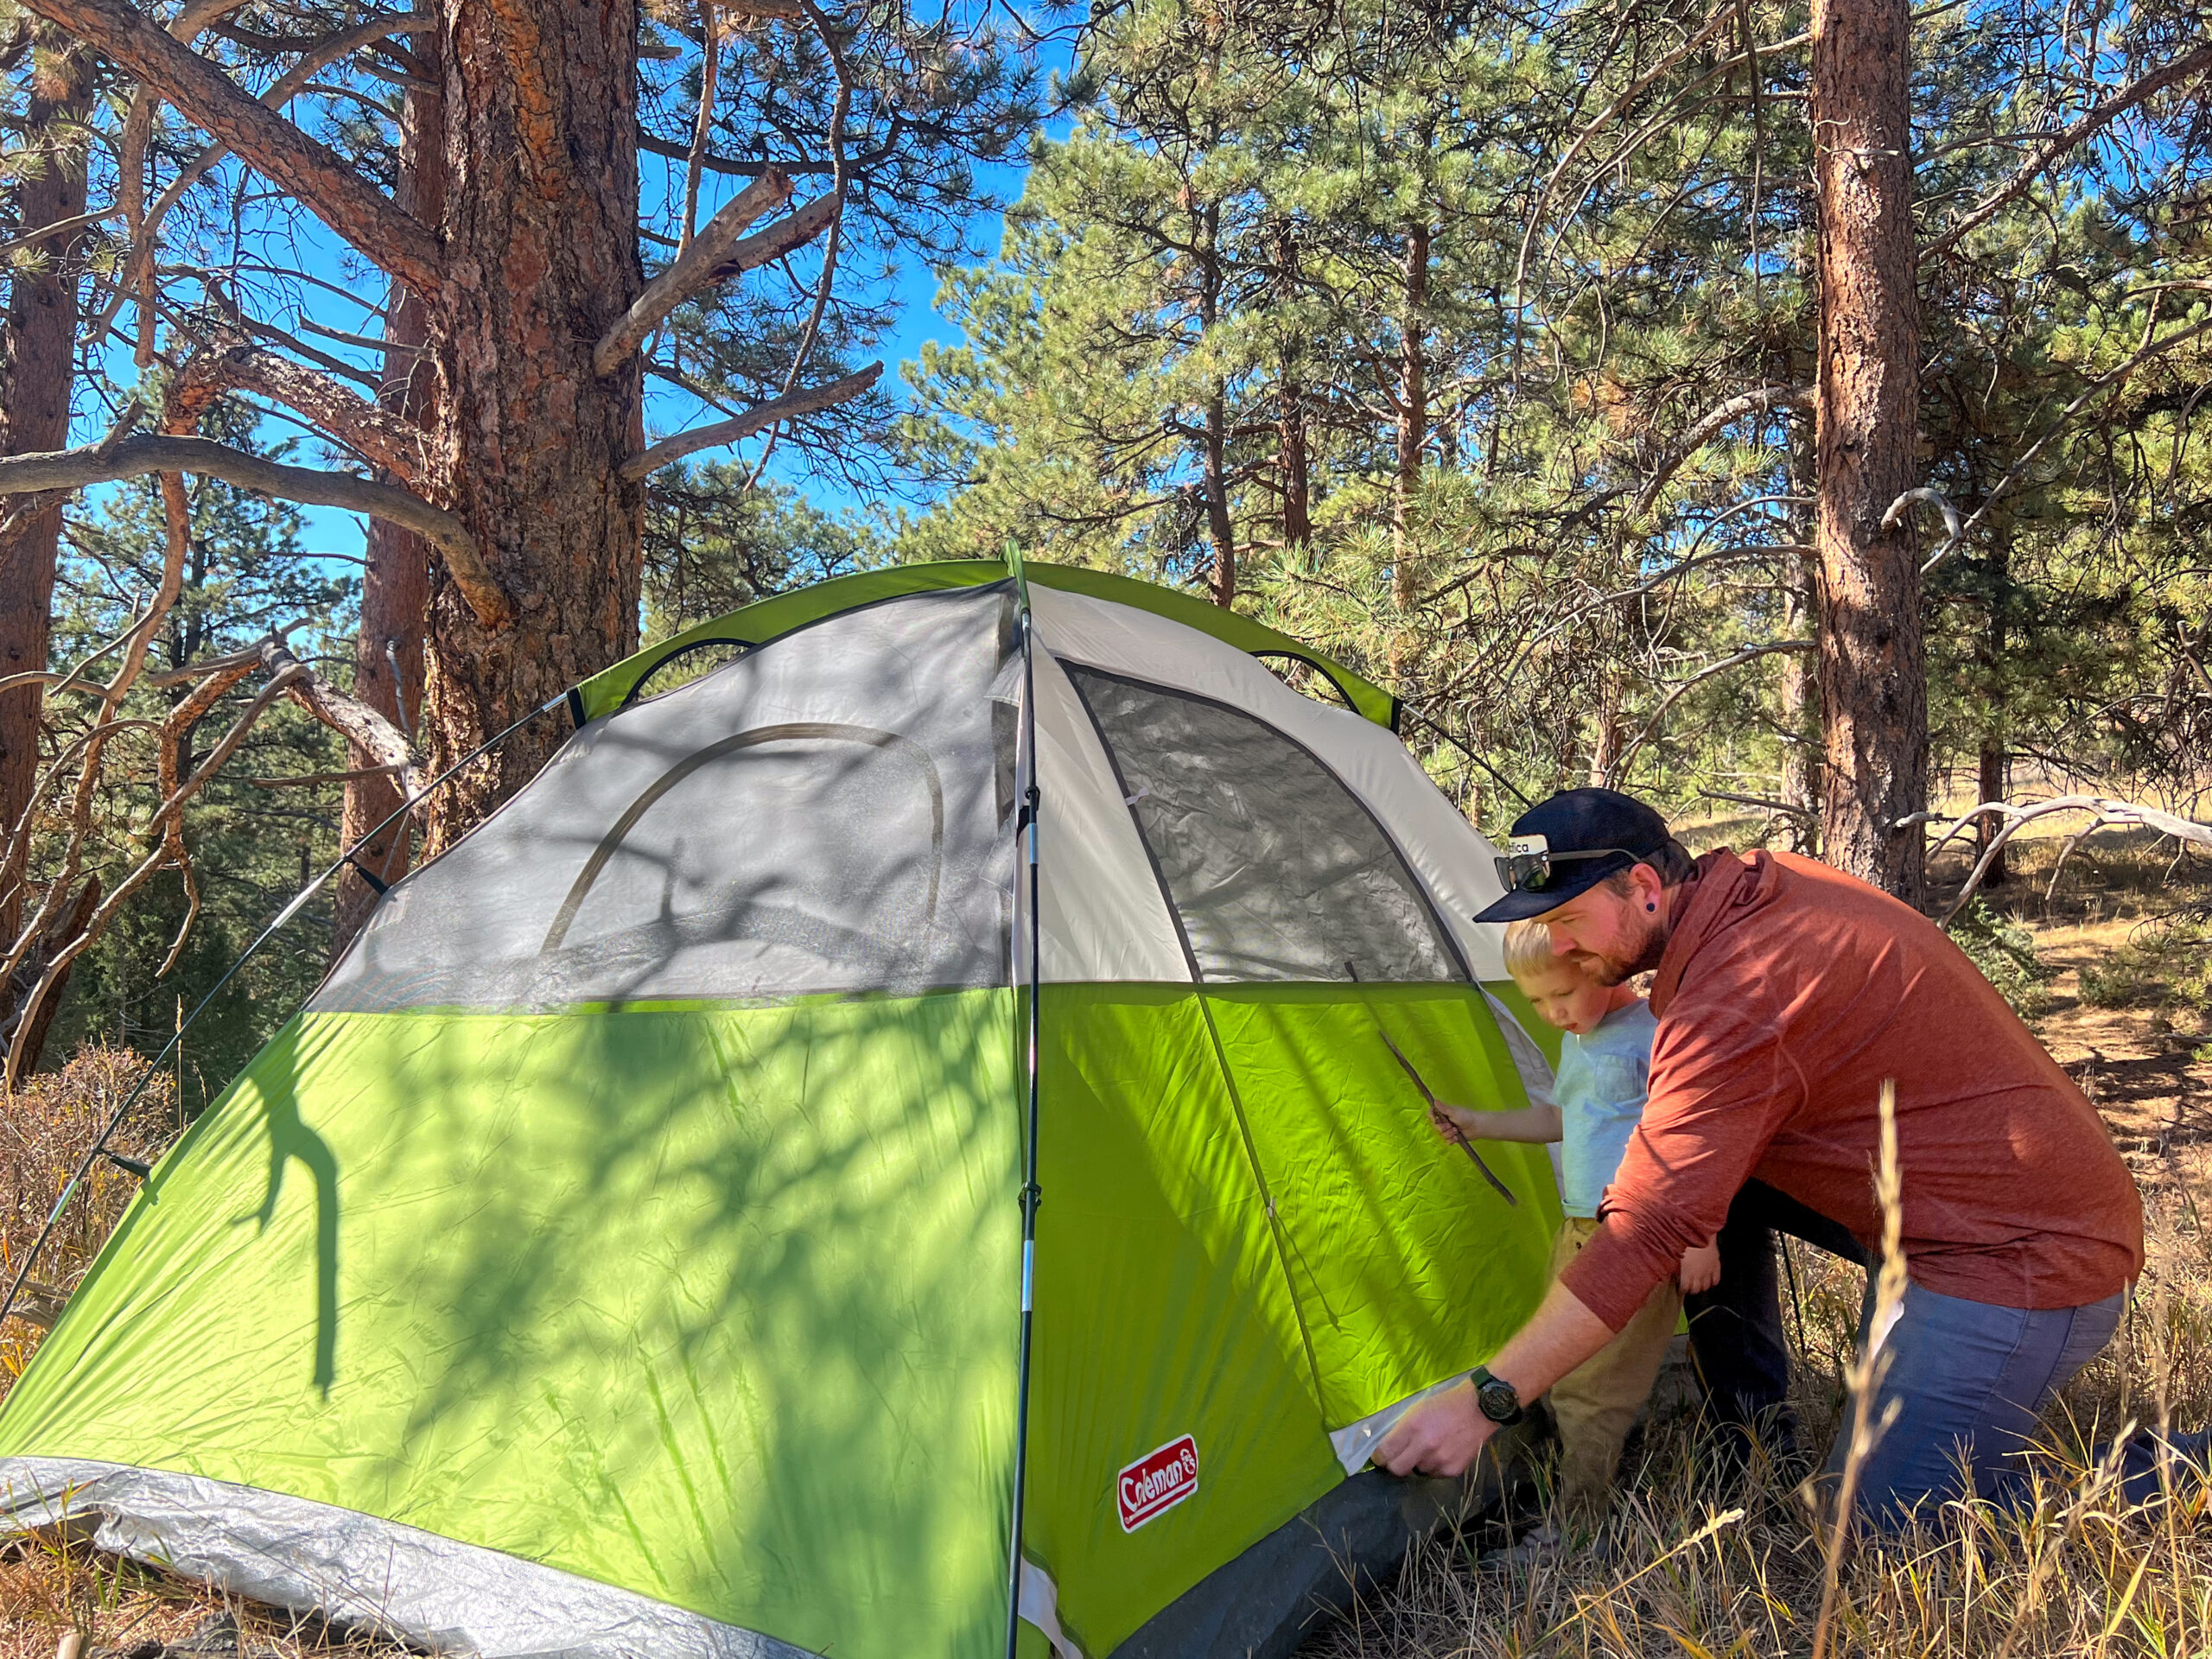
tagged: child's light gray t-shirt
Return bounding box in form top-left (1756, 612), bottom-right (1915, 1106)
top-left (1555, 999), bottom-right (1659, 1219)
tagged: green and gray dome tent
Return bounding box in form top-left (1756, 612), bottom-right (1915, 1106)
top-left (0, 560), bottom-right (1562, 1659)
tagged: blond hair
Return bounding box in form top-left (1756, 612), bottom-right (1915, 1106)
top-left (1501, 918), bottom-right (1566, 983)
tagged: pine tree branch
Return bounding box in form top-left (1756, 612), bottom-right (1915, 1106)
top-left (1922, 43), bottom-right (2212, 264)
top-left (0, 434), bottom-right (512, 628)
top-left (593, 168), bottom-right (792, 376)
top-left (1633, 384), bottom-right (1812, 518)
top-left (172, 337), bottom-right (431, 483)
top-left (622, 362), bottom-right (880, 480)
top-left (708, 192), bottom-right (842, 283)
top-left (17, 0), bottom-right (442, 292)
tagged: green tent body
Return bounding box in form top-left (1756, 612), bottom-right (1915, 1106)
top-left (0, 562), bottom-right (1561, 1659)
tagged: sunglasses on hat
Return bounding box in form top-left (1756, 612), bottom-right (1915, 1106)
top-left (1492, 834), bottom-right (1641, 897)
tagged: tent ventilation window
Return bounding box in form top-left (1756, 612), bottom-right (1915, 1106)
top-left (1066, 665), bottom-right (1461, 984)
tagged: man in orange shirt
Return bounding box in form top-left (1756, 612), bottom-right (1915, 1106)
top-left (1381, 789), bottom-right (2154, 1525)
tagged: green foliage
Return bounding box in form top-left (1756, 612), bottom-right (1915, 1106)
top-left (1947, 899), bottom-right (2056, 1020)
top-left (643, 464), bottom-right (882, 641)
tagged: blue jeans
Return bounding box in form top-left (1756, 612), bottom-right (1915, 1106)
top-left (1827, 1280), bottom-right (2123, 1528)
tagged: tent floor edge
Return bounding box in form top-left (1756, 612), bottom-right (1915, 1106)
top-left (1103, 1422), bottom-right (1546, 1659)
top-left (0, 1456), bottom-right (820, 1659)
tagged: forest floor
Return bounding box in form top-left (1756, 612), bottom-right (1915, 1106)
top-left (0, 828), bottom-right (2206, 1658)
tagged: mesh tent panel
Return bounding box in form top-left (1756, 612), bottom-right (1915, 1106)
top-left (315, 589), bottom-right (1016, 1011)
top-left (1065, 665), bottom-right (1460, 984)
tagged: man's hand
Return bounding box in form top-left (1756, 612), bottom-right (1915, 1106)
top-left (1678, 1241), bottom-right (1721, 1295)
top-left (1372, 1380), bottom-right (1496, 1478)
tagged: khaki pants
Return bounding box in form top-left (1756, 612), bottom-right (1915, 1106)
top-left (1546, 1215), bottom-right (1681, 1513)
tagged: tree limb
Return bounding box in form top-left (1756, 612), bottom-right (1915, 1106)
top-left (593, 168), bottom-right (792, 377)
top-left (623, 361), bottom-right (880, 480)
top-left (0, 434), bottom-right (512, 629)
top-left (1922, 43), bottom-right (2212, 263)
top-left (172, 337), bottom-right (430, 483)
top-left (1915, 795), bottom-right (2212, 924)
top-left (1633, 384), bottom-right (1811, 518)
top-left (17, 0), bottom-right (442, 292)
top-left (1605, 639), bottom-right (1815, 780)
top-left (259, 636), bottom-right (426, 798)
top-left (707, 191), bottom-right (840, 283)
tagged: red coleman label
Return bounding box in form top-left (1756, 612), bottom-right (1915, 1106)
top-left (1117, 1434), bottom-right (1198, 1532)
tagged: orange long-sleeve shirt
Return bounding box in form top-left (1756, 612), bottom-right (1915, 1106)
top-left (1558, 849), bottom-right (2144, 1332)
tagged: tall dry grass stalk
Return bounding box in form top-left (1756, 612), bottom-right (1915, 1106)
top-left (1810, 1079), bottom-right (1910, 1659)
top-left (1304, 1150), bottom-right (2212, 1659)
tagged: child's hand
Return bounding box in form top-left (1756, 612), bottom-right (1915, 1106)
top-left (1677, 1242), bottom-right (1721, 1295)
top-left (1428, 1102), bottom-right (1477, 1146)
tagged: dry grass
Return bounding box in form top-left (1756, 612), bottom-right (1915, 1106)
top-left (0, 1535), bottom-right (416, 1659)
top-left (0, 1049), bottom-right (179, 1402)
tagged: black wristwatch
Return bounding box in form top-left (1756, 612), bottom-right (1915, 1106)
top-left (1468, 1364), bottom-right (1525, 1427)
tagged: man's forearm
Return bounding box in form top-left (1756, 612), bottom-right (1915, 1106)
top-left (1370, 1280), bottom-right (1619, 1478)
top-left (1487, 1280), bottom-right (1617, 1401)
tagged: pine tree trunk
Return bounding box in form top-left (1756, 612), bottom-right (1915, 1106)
top-left (334, 54), bottom-right (443, 955)
top-left (416, 0), bottom-right (645, 853)
top-left (1780, 421), bottom-right (1821, 853)
top-left (1976, 741), bottom-right (2008, 883)
top-left (1278, 370), bottom-right (1310, 550)
top-left (1392, 221), bottom-right (1430, 613)
top-left (1194, 204), bottom-right (1233, 607)
top-left (0, 27), bottom-right (92, 944)
top-left (1811, 0), bottom-right (1925, 902)
top-left (1202, 384), bottom-right (1235, 607)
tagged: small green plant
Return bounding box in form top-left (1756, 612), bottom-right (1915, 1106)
top-left (2079, 911), bottom-right (2212, 1023)
top-left (1948, 899), bottom-right (2055, 1019)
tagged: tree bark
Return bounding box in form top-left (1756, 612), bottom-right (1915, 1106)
top-left (0, 25), bottom-right (92, 947)
top-left (417, 0), bottom-right (645, 852)
top-left (1194, 203), bottom-right (1233, 607)
top-left (1811, 0), bottom-right (1925, 901)
top-left (335, 44), bottom-right (444, 956)
top-left (1780, 418), bottom-right (1820, 853)
top-left (1393, 221), bottom-right (1430, 613)
top-left (1278, 370), bottom-right (1310, 551)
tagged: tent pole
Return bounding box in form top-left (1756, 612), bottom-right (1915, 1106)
top-left (1004, 563), bottom-right (1044, 1659)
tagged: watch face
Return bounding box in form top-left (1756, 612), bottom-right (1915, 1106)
top-left (1477, 1379), bottom-right (1520, 1423)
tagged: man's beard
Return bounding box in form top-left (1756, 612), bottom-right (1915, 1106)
top-left (1567, 907), bottom-right (1669, 986)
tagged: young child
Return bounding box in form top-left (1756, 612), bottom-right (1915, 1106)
top-left (1430, 919), bottom-right (1719, 1518)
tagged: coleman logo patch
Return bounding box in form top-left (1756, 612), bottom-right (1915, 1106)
top-left (1117, 1434), bottom-right (1198, 1532)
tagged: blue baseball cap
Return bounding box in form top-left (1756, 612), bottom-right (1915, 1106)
top-left (1471, 788), bottom-right (1675, 924)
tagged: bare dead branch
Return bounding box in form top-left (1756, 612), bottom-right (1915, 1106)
top-left (258, 637), bottom-right (425, 799)
top-left (594, 168), bottom-right (793, 376)
top-left (623, 361), bottom-right (881, 479)
top-left (249, 764), bottom-right (405, 788)
top-left (0, 207), bottom-right (124, 259)
top-left (0, 434), bottom-right (512, 629)
top-left (1916, 796), bottom-right (2212, 924)
top-left (1606, 639), bottom-right (1817, 780)
top-left (19, 0), bottom-right (442, 291)
top-left (707, 190), bottom-right (839, 283)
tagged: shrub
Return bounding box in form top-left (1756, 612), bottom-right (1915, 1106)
top-left (2080, 911), bottom-right (2212, 1025)
top-left (1948, 898), bottom-right (2055, 1020)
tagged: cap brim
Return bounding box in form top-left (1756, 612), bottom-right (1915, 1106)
top-left (1470, 861), bottom-right (1619, 925)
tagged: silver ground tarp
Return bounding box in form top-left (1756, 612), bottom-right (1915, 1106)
top-left (0, 1457), bottom-right (815, 1659)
